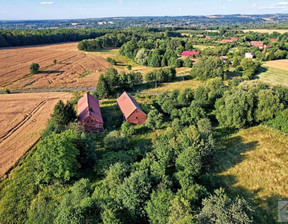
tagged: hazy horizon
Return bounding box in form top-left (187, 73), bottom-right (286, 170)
top-left (1, 0), bottom-right (288, 20)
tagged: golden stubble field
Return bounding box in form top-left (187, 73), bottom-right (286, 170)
top-left (0, 92), bottom-right (73, 177)
top-left (0, 42), bottom-right (114, 90)
top-left (243, 29), bottom-right (288, 34)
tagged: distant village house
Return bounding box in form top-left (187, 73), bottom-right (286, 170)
top-left (245, 52), bottom-right (254, 58)
top-left (250, 41), bottom-right (264, 48)
top-left (77, 92), bottom-right (104, 133)
top-left (117, 91), bottom-right (147, 125)
top-left (181, 51), bottom-right (200, 57)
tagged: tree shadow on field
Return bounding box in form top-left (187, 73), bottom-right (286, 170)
top-left (253, 66), bottom-right (268, 80)
top-left (200, 133), bottom-right (286, 224)
top-left (40, 70), bottom-right (64, 74)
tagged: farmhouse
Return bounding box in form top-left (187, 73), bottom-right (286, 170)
top-left (117, 91), bottom-right (147, 125)
top-left (181, 51), bottom-right (200, 57)
top-left (245, 52), bottom-right (254, 58)
top-left (77, 92), bottom-right (104, 133)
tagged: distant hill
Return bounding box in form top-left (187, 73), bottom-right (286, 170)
top-left (1, 14), bottom-right (288, 30)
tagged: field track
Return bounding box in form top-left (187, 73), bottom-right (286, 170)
top-left (0, 92), bottom-right (73, 177)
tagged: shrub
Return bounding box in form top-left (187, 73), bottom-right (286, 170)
top-left (104, 130), bottom-right (129, 150)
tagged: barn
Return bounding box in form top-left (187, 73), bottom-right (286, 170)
top-left (77, 92), bottom-right (104, 133)
top-left (117, 91), bottom-right (147, 125)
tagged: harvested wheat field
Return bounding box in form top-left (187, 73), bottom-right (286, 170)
top-left (0, 42), bottom-right (114, 90)
top-left (0, 92), bottom-right (73, 177)
top-left (243, 29), bottom-right (288, 34)
top-left (264, 59), bottom-right (288, 71)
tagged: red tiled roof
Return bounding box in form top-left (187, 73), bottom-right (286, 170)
top-left (181, 51), bottom-right (200, 57)
top-left (251, 41), bottom-right (264, 48)
top-left (78, 92), bottom-right (103, 123)
top-left (205, 36), bottom-right (211, 39)
top-left (117, 91), bottom-right (145, 120)
top-left (221, 39), bottom-right (234, 43)
top-left (270, 39), bottom-right (277, 42)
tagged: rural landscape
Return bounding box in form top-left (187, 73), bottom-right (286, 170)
top-left (1, 1), bottom-right (288, 224)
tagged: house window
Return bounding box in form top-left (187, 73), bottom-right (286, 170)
top-left (96, 124), bottom-right (99, 128)
top-left (136, 117), bottom-right (138, 120)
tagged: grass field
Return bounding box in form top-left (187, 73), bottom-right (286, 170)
top-left (0, 42), bottom-right (112, 90)
top-left (243, 29), bottom-right (288, 34)
top-left (214, 125), bottom-right (288, 223)
top-left (194, 45), bottom-right (216, 50)
top-left (255, 60), bottom-right (288, 87)
top-left (0, 92), bottom-right (73, 177)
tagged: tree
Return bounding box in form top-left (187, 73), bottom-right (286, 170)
top-left (54, 179), bottom-right (99, 224)
top-left (255, 89), bottom-right (284, 122)
top-left (198, 188), bottom-right (254, 224)
top-left (134, 48), bottom-right (149, 65)
top-left (104, 130), bottom-right (129, 150)
top-left (35, 130), bottom-right (80, 185)
top-left (145, 187), bottom-right (174, 224)
top-left (30, 62), bottom-right (40, 74)
top-left (191, 57), bottom-right (224, 80)
top-left (95, 74), bottom-right (110, 99)
top-left (51, 100), bottom-right (76, 127)
top-left (145, 109), bottom-right (164, 130)
top-left (183, 57), bottom-right (193, 68)
top-left (121, 122), bottom-right (135, 136)
top-left (168, 196), bottom-right (195, 224)
top-left (117, 171), bottom-right (151, 217)
top-left (53, 59), bottom-right (57, 64)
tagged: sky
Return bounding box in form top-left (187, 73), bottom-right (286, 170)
top-left (0, 0), bottom-right (288, 20)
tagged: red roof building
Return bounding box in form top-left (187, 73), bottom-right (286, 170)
top-left (251, 41), bottom-right (264, 48)
top-left (181, 51), bottom-right (200, 57)
top-left (117, 92), bottom-right (147, 125)
top-left (221, 39), bottom-right (234, 43)
top-left (205, 36), bottom-right (211, 39)
top-left (77, 92), bottom-right (104, 133)
top-left (231, 37), bottom-right (238, 41)
top-left (270, 39), bottom-right (277, 42)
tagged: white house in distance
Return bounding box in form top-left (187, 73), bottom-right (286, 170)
top-left (245, 52), bottom-right (254, 59)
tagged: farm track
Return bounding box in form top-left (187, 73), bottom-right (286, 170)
top-left (0, 100), bottom-right (47, 143)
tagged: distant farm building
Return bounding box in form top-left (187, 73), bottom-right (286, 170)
top-left (117, 92), bottom-right (147, 125)
top-left (181, 51), bottom-right (200, 57)
top-left (270, 38), bottom-right (277, 42)
top-left (205, 36), bottom-right (211, 39)
top-left (221, 37), bottom-right (237, 43)
top-left (250, 41), bottom-right (264, 48)
top-left (78, 92), bottom-right (104, 133)
top-left (245, 52), bottom-right (254, 58)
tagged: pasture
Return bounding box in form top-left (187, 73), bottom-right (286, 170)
top-left (255, 60), bottom-right (288, 87)
top-left (0, 92), bottom-right (73, 177)
top-left (214, 125), bottom-right (288, 223)
top-left (0, 42), bottom-right (112, 90)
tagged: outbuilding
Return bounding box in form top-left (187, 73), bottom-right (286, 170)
top-left (77, 92), bottom-right (104, 133)
top-left (117, 91), bottom-right (147, 125)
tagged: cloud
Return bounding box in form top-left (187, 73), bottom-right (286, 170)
top-left (40, 2), bottom-right (54, 5)
top-left (118, 0), bottom-right (124, 3)
top-left (259, 1), bottom-right (288, 10)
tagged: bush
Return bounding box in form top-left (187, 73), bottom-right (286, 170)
top-left (30, 62), bottom-right (40, 74)
top-left (104, 130), bottom-right (129, 150)
top-left (4, 88), bottom-right (10, 94)
top-left (121, 122), bottom-right (135, 136)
